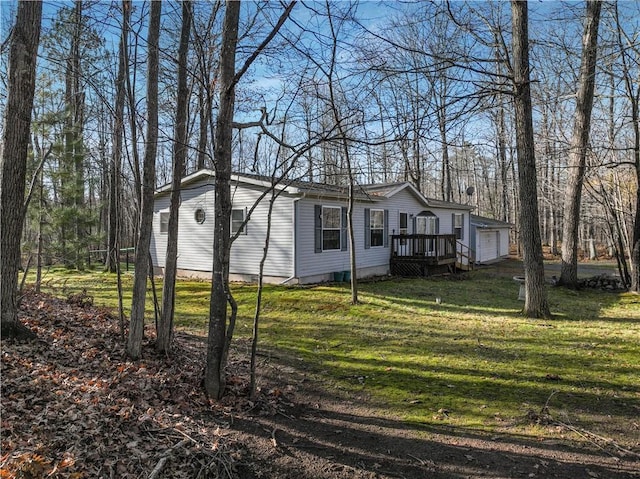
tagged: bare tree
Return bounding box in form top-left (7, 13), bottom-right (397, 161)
top-left (158, 0), bottom-right (192, 354)
top-left (1, 1), bottom-right (43, 338)
top-left (128, 0), bottom-right (162, 360)
top-left (559, 0), bottom-right (603, 288)
top-left (203, 0), bottom-right (241, 400)
top-left (510, 0), bottom-right (551, 318)
top-left (204, 0), bottom-right (296, 399)
top-left (106, 1), bottom-right (131, 273)
top-left (611, 3), bottom-right (640, 292)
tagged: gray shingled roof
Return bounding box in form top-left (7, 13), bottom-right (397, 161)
top-left (470, 214), bottom-right (513, 228)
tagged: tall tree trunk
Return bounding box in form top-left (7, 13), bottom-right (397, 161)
top-left (250, 188), bottom-right (277, 399)
top-left (628, 99), bottom-right (640, 290)
top-left (127, 0), bottom-right (161, 360)
top-left (125, 29), bottom-right (142, 225)
top-left (35, 168), bottom-right (44, 293)
top-left (158, 1), bottom-right (192, 354)
top-left (60, 0), bottom-right (86, 270)
top-left (324, 2), bottom-right (358, 304)
top-left (0, 0), bottom-right (42, 338)
top-left (72, 0), bottom-right (85, 270)
top-left (560, 0), bottom-right (602, 287)
top-left (205, 0), bottom-right (241, 399)
top-left (197, 84), bottom-right (209, 170)
top-left (204, 0), bottom-right (295, 398)
top-left (613, 4), bottom-right (640, 291)
top-left (438, 110), bottom-right (452, 202)
top-left (510, 0), bottom-right (551, 318)
top-left (628, 190), bottom-right (640, 292)
top-left (107, 0), bottom-right (130, 273)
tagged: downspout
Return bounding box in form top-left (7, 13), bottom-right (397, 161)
top-left (280, 195), bottom-right (302, 284)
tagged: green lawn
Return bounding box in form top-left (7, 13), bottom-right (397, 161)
top-left (31, 264), bottom-right (640, 442)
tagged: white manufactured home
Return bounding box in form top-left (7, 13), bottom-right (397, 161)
top-left (469, 214), bottom-right (512, 264)
top-left (150, 169), bottom-right (474, 284)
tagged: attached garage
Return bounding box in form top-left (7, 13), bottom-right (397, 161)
top-left (470, 214), bottom-right (512, 264)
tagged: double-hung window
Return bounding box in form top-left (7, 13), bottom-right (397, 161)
top-left (159, 212), bottom-right (169, 233)
top-left (364, 208), bottom-right (388, 249)
top-left (231, 208), bottom-right (247, 235)
top-left (453, 213), bottom-right (464, 239)
top-left (322, 206), bottom-right (341, 251)
top-left (370, 209), bottom-right (384, 247)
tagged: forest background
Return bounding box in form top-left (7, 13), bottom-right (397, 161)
top-left (1, 0), bottom-right (638, 275)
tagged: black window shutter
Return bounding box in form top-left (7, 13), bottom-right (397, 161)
top-left (412, 216), bottom-right (416, 234)
top-left (461, 213), bottom-right (464, 239)
top-left (452, 213), bottom-right (455, 235)
top-left (383, 209), bottom-right (389, 248)
top-left (364, 208), bottom-right (371, 249)
top-left (341, 207), bottom-right (347, 251)
top-left (314, 205), bottom-right (322, 253)
top-left (435, 217), bottom-right (440, 234)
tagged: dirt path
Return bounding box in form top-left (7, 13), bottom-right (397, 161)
top-left (232, 386), bottom-right (640, 478)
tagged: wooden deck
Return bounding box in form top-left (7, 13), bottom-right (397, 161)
top-left (390, 234), bottom-right (457, 276)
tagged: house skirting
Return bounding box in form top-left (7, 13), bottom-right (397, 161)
top-left (153, 264), bottom-right (390, 285)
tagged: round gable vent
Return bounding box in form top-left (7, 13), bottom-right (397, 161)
top-left (194, 208), bottom-right (206, 224)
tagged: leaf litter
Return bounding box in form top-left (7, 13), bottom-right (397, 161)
top-left (1, 290), bottom-right (292, 478)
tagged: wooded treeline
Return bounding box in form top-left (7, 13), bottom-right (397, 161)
top-left (1, 1), bottom-right (636, 274)
top-left (1, 0), bottom-right (639, 382)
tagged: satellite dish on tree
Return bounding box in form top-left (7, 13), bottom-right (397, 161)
top-left (466, 186), bottom-right (475, 196)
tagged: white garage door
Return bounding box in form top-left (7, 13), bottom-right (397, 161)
top-left (478, 230), bottom-right (499, 263)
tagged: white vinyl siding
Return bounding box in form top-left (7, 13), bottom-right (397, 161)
top-left (151, 177), bottom-right (294, 278)
top-left (152, 181), bottom-right (215, 273)
top-left (228, 185), bottom-right (293, 277)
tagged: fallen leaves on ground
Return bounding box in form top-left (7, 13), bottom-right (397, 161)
top-left (1, 289), bottom-right (291, 478)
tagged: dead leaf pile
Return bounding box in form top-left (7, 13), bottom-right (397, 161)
top-left (1, 290), bottom-right (285, 478)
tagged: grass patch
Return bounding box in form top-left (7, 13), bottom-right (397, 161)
top-left (30, 264), bottom-right (640, 443)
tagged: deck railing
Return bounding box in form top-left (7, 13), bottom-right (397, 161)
top-left (390, 234), bottom-right (457, 262)
top-left (456, 240), bottom-right (475, 269)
